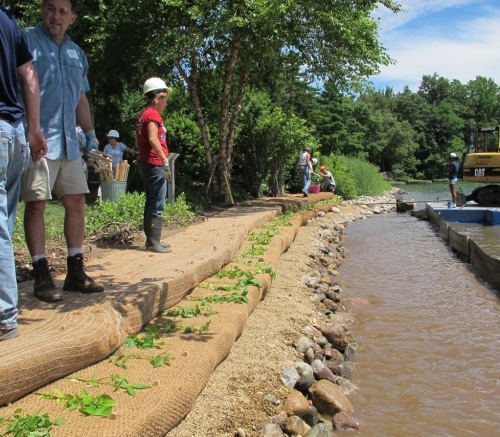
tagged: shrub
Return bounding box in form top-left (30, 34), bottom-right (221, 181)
top-left (317, 154), bottom-right (391, 199)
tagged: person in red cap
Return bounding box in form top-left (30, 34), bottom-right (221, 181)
top-left (317, 166), bottom-right (336, 194)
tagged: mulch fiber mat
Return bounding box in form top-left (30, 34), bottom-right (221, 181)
top-left (0, 194), bottom-right (335, 436)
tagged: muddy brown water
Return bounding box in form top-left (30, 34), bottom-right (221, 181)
top-left (339, 212), bottom-right (500, 437)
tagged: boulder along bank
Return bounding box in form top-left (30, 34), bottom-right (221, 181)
top-left (167, 190), bottom-right (400, 437)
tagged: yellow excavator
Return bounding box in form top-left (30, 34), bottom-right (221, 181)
top-left (461, 126), bottom-right (500, 206)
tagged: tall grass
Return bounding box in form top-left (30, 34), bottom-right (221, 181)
top-left (318, 154), bottom-right (392, 199)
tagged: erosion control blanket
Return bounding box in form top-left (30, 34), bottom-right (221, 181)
top-left (0, 194), bottom-right (335, 437)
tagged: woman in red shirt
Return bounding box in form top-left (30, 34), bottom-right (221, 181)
top-left (135, 77), bottom-right (172, 253)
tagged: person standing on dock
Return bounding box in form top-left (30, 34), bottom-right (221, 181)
top-left (444, 152), bottom-right (459, 208)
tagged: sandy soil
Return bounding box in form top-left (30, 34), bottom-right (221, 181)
top-left (166, 212), bottom-right (345, 437)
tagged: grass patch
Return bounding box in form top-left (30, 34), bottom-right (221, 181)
top-left (13, 191), bottom-right (198, 248)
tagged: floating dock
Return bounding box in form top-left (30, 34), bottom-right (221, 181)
top-left (426, 202), bottom-right (500, 226)
top-left (413, 203), bottom-right (500, 291)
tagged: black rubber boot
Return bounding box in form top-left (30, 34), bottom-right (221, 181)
top-left (144, 216), bottom-right (170, 249)
top-left (63, 254), bottom-right (104, 293)
top-left (145, 216), bottom-right (171, 253)
top-left (32, 258), bottom-right (63, 302)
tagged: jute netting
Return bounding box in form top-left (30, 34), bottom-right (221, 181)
top-left (0, 194), bottom-right (335, 437)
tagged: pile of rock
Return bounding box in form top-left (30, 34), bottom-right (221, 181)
top-left (260, 210), bottom-right (367, 437)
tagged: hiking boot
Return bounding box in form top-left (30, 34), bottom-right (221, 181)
top-left (302, 189), bottom-right (309, 197)
top-left (63, 254), bottom-right (104, 293)
top-left (0, 326), bottom-right (19, 341)
top-left (32, 258), bottom-right (63, 302)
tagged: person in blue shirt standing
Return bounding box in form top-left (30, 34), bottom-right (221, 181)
top-left (19, 0), bottom-right (104, 303)
top-left (444, 152), bottom-right (459, 208)
top-left (0, 4), bottom-right (47, 341)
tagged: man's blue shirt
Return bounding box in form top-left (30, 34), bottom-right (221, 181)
top-left (20, 23), bottom-right (90, 161)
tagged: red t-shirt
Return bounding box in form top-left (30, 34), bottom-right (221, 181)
top-left (136, 107), bottom-right (168, 166)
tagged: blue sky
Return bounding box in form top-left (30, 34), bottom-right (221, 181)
top-left (369, 0), bottom-right (500, 92)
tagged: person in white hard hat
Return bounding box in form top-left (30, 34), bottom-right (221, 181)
top-left (444, 152), bottom-right (459, 207)
top-left (103, 129), bottom-right (135, 177)
top-left (135, 77), bottom-right (173, 253)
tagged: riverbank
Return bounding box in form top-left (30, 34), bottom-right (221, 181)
top-left (167, 192), bottom-right (399, 437)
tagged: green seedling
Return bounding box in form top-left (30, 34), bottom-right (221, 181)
top-left (254, 260), bottom-right (276, 279)
top-left (67, 374), bottom-right (151, 397)
top-left (193, 290), bottom-right (249, 305)
top-left (37, 389), bottom-right (115, 417)
top-left (162, 320), bottom-right (211, 335)
top-left (241, 244), bottom-right (268, 258)
top-left (109, 352), bottom-right (174, 369)
top-left (124, 324), bottom-right (164, 350)
top-left (163, 303), bottom-right (214, 318)
top-left (0, 409), bottom-right (65, 437)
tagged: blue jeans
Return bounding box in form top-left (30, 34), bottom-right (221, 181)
top-left (299, 166), bottom-right (311, 192)
top-left (0, 120), bottom-right (29, 329)
top-left (138, 162), bottom-right (167, 217)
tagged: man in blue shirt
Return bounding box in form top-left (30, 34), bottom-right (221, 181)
top-left (0, 4), bottom-right (47, 341)
top-left (19, 0), bottom-right (104, 302)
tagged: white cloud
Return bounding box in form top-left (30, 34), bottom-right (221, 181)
top-left (375, 0), bottom-right (487, 31)
top-left (371, 3), bottom-right (500, 91)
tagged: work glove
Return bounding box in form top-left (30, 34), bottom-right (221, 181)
top-left (291, 168), bottom-right (297, 178)
top-left (163, 160), bottom-right (171, 181)
top-left (83, 129), bottom-right (98, 155)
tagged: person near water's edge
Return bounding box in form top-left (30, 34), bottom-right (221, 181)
top-left (295, 147), bottom-right (313, 197)
top-left (0, 4), bottom-right (47, 340)
top-left (19, 0), bottom-right (104, 303)
top-left (317, 166), bottom-right (336, 194)
top-left (444, 153), bottom-right (459, 208)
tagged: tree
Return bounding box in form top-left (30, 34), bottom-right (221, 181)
top-left (66, 0), bottom-right (399, 201)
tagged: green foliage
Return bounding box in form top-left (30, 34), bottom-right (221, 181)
top-left (85, 191), bottom-right (145, 238)
top-left (13, 201), bottom-right (66, 248)
top-left (192, 291), bottom-right (249, 305)
top-left (240, 245), bottom-right (268, 258)
top-left (254, 259), bottom-right (277, 279)
top-left (123, 325), bottom-right (164, 350)
top-left (320, 154), bottom-right (391, 199)
top-left (109, 352), bottom-right (174, 369)
top-left (163, 192), bottom-right (197, 226)
top-left (67, 374), bottom-right (151, 397)
top-left (273, 210), bottom-right (294, 227)
top-left (0, 409), bottom-right (65, 437)
top-left (37, 389), bottom-right (115, 417)
top-left (163, 304), bottom-right (214, 318)
top-left (162, 320), bottom-right (211, 335)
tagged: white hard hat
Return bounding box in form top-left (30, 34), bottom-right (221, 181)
top-left (449, 152), bottom-right (457, 158)
top-left (143, 77), bottom-right (171, 96)
top-left (311, 158), bottom-right (318, 165)
top-left (107, 130), bottom-right (119, 138)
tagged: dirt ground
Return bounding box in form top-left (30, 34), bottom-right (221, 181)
top-left (166, 213), bottom-right (336, 437)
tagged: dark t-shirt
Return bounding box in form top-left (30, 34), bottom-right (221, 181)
top-left (0, 6), bottom-right (32, 121)
top-left (448, 161), bottom-right (459, 180)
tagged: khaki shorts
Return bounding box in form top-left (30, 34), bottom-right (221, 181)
top-left (21, 157), bottom-right (89, 202)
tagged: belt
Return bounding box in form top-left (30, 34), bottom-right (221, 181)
top-left (299, 165), bottom-right (308, 167)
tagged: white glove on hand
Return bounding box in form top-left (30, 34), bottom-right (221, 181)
top-left (163, 160), bottom-right (171, 181)
top-left (84, 129), bottom-right (98, 155)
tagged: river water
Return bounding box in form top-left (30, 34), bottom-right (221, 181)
top-left (339, 193), bottom-right (500, 437)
